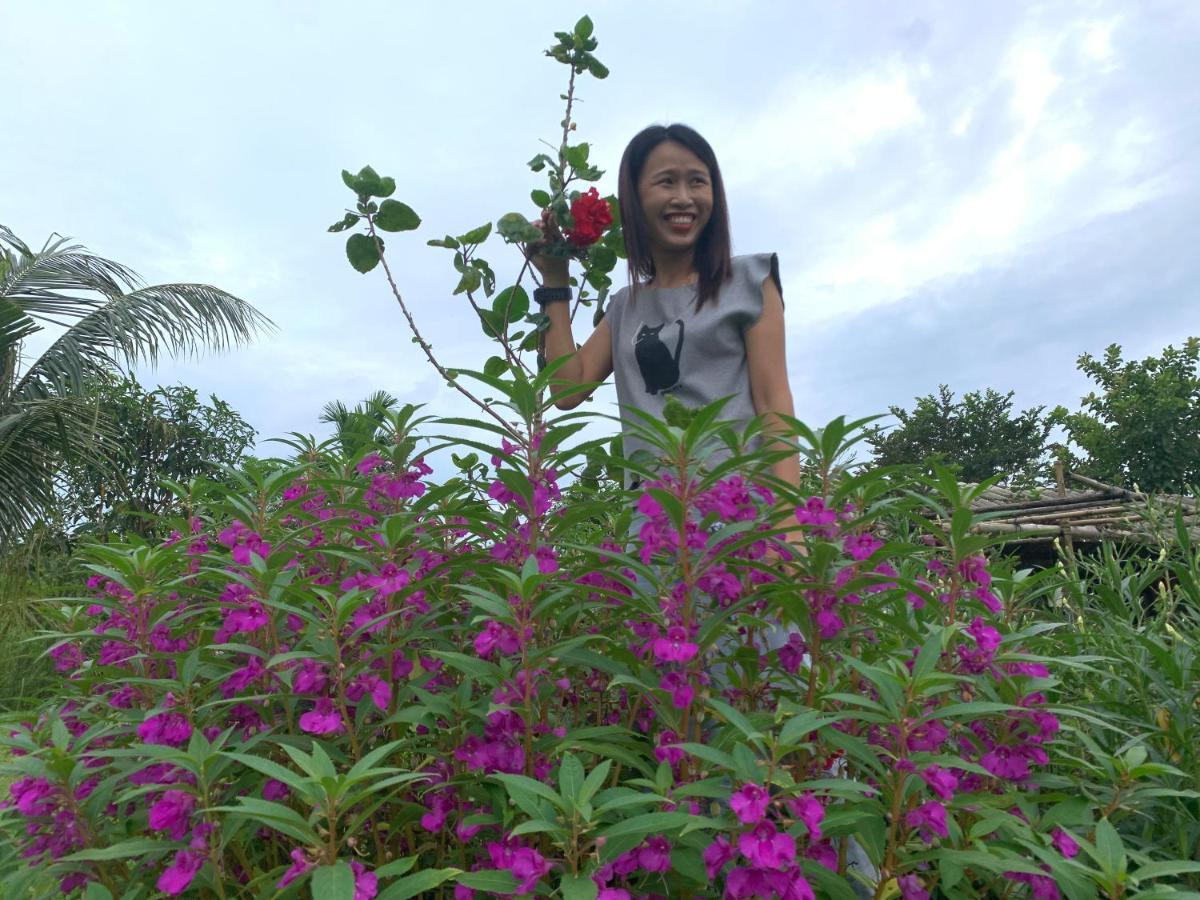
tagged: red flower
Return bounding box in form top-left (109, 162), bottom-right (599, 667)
top-left (564, 187), bottom-right (612, 248)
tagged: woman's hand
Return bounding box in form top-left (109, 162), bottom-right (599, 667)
top-left (525, 209), bottom-right (570, 287)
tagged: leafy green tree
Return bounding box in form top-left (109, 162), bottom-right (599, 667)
top-left (0, 226), bottom-right (272, 543)
top-left (54, 374), bottom-right (256, 540)
top-left (867, 384), bottom-right (1052, 488)
top-left (1052, 338), bottom-right (1200, 493)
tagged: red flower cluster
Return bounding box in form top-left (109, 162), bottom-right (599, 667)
top-left (564, 187), bottom-right (612, 248)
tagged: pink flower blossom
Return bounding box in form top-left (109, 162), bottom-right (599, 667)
top-left (843, 532), bottom-right (883, 561)
top-left (652, 626), bottom-right (699, 663)
top-left (905, 801), bottom-right (948, 843)
top-left (277, 847), bottom-right (315, 888)
top-left (728, 790), bottom-right (767, 836)
top-left (738, 821), bottom-right (796, 869)
top-left (1051, 827), bottom-right (1079, 859)
top-left (350, 861), bottom-right (378, 899)
top-left (703, 835), bottom-right (736, 878)
top-left (138, 711), bottom-right (193, 747)
top-left (158, 848), bottom-right (204, 896)
top-left (898, 874), bottom-right (930, 899)
top-left (920, 765), bottom-right (958, 802)
top-left (148, 790), bottom-right (195, 840)
top-left (637, 836), bottom-right (671, 872)
top-left (299, 698), bottom-right (344, 735)
top-left (786, 792), bottom-right (824, 841)
top-left (659, 672), bottom-right (694, 710)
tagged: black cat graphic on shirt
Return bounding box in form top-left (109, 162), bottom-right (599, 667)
top-left (634, 319), bottom-right (685, 394)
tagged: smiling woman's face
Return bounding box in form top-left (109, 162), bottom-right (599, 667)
top-left (636, 140), bottom-right (714, 256)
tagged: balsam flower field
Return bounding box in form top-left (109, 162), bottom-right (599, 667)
top-left (2, 15), bottom-right (1199, 900)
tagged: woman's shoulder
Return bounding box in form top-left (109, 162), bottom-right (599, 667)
top-left (729, 252), bottom-right (781, 294)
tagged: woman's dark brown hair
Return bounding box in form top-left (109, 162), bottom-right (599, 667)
top-left (617, 123), bottom-right (733, 307)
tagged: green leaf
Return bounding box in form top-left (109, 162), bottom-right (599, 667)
top-left (531, 189), bottom-right (552, 207)
top-left (574, 15), bottom-right (594, 39)
top-left (497, 212), bottom-right (542, 243)
top-left (346, 233), bottom-right (381, 273)
top-left (375, 200), bottom-right (421, 232)
top-left (558, 753), bottom-right (585, 803)
top-left (60, 838), bottom-right (169, 862)
top-left (561, 871), bottom-right (599, 900)
top-left (427, 235), bottom-right (460, 248)
top-left (84, 884), bottom-right (115, 900)
top-left (376, 868), bottom-right (461, 900)
top-left (598, 811), bottom-right (713, 840)
top-left (1133, 861), bottom-right (1200, 882)
top-left (493, 286), bottom-right (530, 324)
top-left (455, 870), bottom-right (518, 893)
top-left (312, 861), bottom-right (355, 900)
top-left (484, 356), bottom-right (508, 378)
top-left (587, 57), bottom-right (610, 79)
top-left (564, 144), bottom-right (590, 168)
top-left (458, 222), bottom-right (492, 244)
top-left (328, 212), bottom-right (360, 232)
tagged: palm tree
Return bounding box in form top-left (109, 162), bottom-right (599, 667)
top-left (318, 390), bottom-right (401, 459)
top-left (0, 225), bottom-right (273, 544)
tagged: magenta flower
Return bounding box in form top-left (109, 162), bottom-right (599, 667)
top-left (223, 600), bottom-right (269, 634)
top-left (293, 658), bottom-right (328, 694)
top-left (637, 835), bottom-right (671, 873)
top-left (598, 890), bottom-right (631, 900)
top-left (277, 847), bottom-right (315, 888)
top-left (905, 801), bottom-right (949, 843)
top-left (263, 779), bottom-right (289, 801)
top-left (653, 730), bottom-right (685, 767)
top-left (534, 545), bottom-right (559, 574)
top-left (920, 764), bottom-right (959, 802)
top-left (898, 874), bottom-right (931, 899)
top-left (778, 634), bottom-right (808, 674)
top-left (843, 532), bottom-right (883, 561)
top-left (703, 834), bottom-right (736, 878)
top-left (138, 711), bottom-right (193, 747)
top-left (652, 625), bottom-right (699, 663)
top-left (1051, 827), bottom-right (1079, 859)
top-left (730, 783), bottom-right (770, 824)
top-left (786, 792), bottom-right (824, 841)
top-left (738, 821), bottom-right (796, 869)
top-left (299, 698), bottom-right (344, 735)
top-left (475, 621), bottom-right (521, 659)
top-left (350, 861), bottom-right (378, 900)
top-left (157, 848), bottom-right (204, 896)
top-left (967, 616), bottom-right (1002, 654)
top-left (659, 672), bottom-right (694, 710)
top-left (9, 777), bottom-right (54, 816)
top-left (148, 790), bottom-right (195, 840)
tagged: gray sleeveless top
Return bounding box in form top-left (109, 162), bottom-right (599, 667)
top-left (605, 252), bottom-right (781, 485)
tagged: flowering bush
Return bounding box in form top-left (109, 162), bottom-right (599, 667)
top-left (5, 15), bottom-right (1200, 900)
top-left (3, 393), bottom-right (1199, 898)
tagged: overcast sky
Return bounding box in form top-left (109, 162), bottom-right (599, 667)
top-left (4, 0), bottom-right (1198, 455)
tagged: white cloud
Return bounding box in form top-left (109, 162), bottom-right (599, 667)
top-left (721, 62), bottom-right (925, 186)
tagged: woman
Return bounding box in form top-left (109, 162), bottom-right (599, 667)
top-left (528, 123), bottom-right (800, 493)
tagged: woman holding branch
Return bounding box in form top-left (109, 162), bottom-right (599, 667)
top-left (527, 124), bottom-right (800, 499)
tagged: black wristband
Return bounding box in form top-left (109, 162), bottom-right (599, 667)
top-left (533, 286), bottom-right (572, 306)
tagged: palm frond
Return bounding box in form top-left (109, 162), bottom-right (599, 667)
top-left (0, 226), bottom-right (141, 319)
top-left (13, 283), bottom-right (275, 401)
top-left (0, 397), bottom-right (114, 546)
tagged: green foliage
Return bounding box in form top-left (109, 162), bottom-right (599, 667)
top-left (867, 384), bottom-right (1053, 489)
top-left (1052, 339), bottom-right (1200, 493)
top-left (53, 374), bottom-right (256, 541)
top-left (0, 225), bottom-right (271, 544)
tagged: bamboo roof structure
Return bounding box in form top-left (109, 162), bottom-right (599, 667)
top-left (965, 468), bottom-right (1199, 546)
